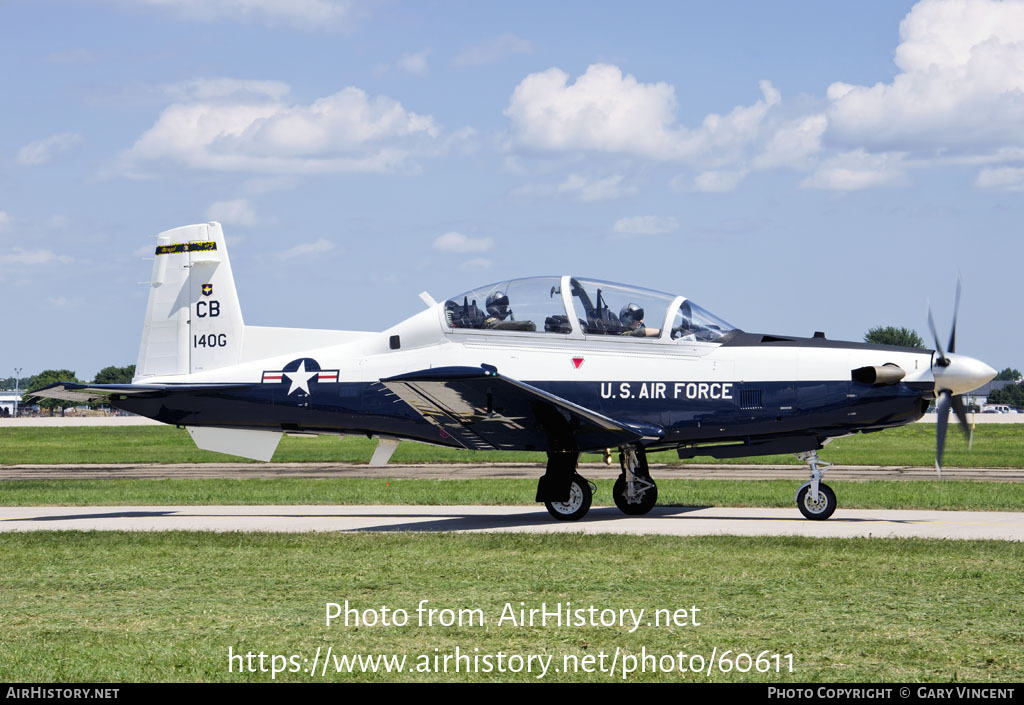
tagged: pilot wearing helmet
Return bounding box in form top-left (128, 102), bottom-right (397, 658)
top-left (485, 291), bottom-right (536, 332)
top-left (619, 303), bottom-right (660, 337)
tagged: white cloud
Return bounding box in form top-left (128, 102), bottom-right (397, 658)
top-left (17, 133), bottom-right (83, 166)
top-left (432, 232), bottom-right (494, 253)
top-left (494, 1), bottom-right (1024, 193)
top-left (558, 173), bottom-right (632, 201)
top-left (505, 64), bottom-right (781, 166)
top-left (975, 167), bottom-right (1024, 191)
top-left (279, 238), bottom-right (335, 260)
top-left (505, 63), bottom-right (684, 159)
top-left (690, 169), bottom-right (750, 193)
top-left (495, 2), bottom-right (1024, 194)
top-left (207, 198), bottom-right (258, 226)
top-left (0, 211), bottom-right (9, 232)
top-left (398, 49), bottom-right (430, 76)
top-left (753, 114), bottom-right (827, 170)
top-left (825, 0), bottom-right (1024, 156)
top-left (113, 83), bottom-right (440, 176)
top-left (612, 215), bottom-right (679, 237)
top-left (454, 33), bottom-right (532, 67)
top-left (801, 150), bottom-right (909, 191)
top-left (163, 78), bottom-right (291, 102)
top-left (514, 173), bottom-right (633, 202)
top-left (116, 0), bottom-right (363, 32)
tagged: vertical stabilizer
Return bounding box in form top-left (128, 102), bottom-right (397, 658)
top-left (135, 222), bottom-right (245, 379)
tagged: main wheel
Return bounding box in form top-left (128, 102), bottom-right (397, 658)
top-left (796, 483), bottom-right (837, 520)
top-left (544, 474), bottom-right (593, 521)
top-left (612, 474), bottom-right (658, 515)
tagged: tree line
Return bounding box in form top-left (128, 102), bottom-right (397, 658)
top-left (8, 365), bottom-right (136, 415)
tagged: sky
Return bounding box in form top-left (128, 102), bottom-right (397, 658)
top-left (1, 0), bottom-right (1022, 381)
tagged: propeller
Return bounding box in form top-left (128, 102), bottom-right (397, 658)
top-left (928, 277), bottom-right (974, 476)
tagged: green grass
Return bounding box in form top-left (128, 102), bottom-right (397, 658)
top-left (3, 477), bottom-right (1024, 511)
top-left (0, 532), bottom-right (1020, 683)
top-left (2, 423), bottom-right (1023, 466)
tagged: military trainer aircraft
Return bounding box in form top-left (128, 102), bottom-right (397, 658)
top-left (34, 222), bottom-right (996, 521)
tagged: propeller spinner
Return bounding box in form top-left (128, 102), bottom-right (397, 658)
top-left (928, 278), bottom-right (996, 475)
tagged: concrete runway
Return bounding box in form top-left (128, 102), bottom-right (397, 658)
top-left (2, 504), bottom-right (1022, 540)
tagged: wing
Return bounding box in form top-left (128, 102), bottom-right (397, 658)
top-left (381, 365), bottom-right (663, 452)
top-left (27, 381), bottom-right (255, 403)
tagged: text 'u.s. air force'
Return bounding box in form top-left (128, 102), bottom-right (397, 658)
top-left (600, 382), bottom-right (734, 400)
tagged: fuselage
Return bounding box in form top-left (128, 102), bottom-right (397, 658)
top-left (115, 290), bottom-right (963, 457)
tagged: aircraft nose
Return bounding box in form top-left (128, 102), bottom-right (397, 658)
top-left (933, 354), bottom-right (997, 396)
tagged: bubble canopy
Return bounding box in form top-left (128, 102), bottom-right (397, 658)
top-left (443, 276), bottom-right (739, 342)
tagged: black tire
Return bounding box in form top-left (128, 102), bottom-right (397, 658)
top-left (544, 474), bottom-right (592, 521)
top-left (796, 483), bottom-right (837, 520)
top-left (612, 474), bottom-right (658, 515)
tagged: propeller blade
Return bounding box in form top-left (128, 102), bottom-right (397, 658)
top-left (948, 276), bottom-right (961, 354)
top-left (950, 394), bottom-right (971, 441)
top-left (928, 306), bottom-right (948, 366)
top-left (935, 390), bottom-right (951, 478)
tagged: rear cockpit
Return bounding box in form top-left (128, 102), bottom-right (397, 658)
top-left (443, 276), bottom-right (739, 343)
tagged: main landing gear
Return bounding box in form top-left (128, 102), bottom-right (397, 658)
top-left (537, 452), bottom-right (593, 521)
top-left (794, 450), bottom-right (837, 520)
top-left (613, 446), bottom-right (658, 515)
top-left (536, 447), bottom-right (659, 521)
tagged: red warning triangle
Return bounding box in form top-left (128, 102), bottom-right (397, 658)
top-left (571, 357), bottom-right (584, 369)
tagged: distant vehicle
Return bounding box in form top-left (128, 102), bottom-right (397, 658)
top-left (982, 404), bottom-right (1013, 413)
top-left (32, 222), bottom-right (997, 522)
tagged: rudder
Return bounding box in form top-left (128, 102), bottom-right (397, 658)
top-left (135, 222), bottom-right (245, 378)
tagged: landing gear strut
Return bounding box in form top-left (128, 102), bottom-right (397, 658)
top-left (537, 452), bottom-right (593, 521)
top-left (613, 446), bottom-right (658, 515)
top-left (794, 450), bottom-right (837, 520)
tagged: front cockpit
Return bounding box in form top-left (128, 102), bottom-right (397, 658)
top-left (443, 276), bottom-right (739, 343)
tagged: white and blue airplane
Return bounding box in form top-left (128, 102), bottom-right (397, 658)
top-left (34, 222), bottom-right (996, 521)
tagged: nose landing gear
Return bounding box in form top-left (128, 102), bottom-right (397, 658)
top-left (794, 450), bottom-right (837, 520)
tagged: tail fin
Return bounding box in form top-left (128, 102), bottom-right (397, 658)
top-left (136, 222), bottom-right (245, 378)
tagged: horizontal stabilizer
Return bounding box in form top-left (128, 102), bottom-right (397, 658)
top-left (188, 426), bottom-right (282, 462)
top-left (28, 381), bottom-right (254, 404)
top-left (382, 366), bottom-right (662, 452)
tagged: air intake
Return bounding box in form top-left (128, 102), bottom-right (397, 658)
top-left (739, 389), bottom-right (763, 409)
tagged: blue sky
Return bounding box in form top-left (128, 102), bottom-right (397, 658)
top-left (2, 0), bottom-right (1021, 381)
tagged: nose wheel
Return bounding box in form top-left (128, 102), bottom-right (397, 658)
top-left (796, 482), bottom-right (836, 520)
top-left (794, 450), bottom-right (837, 520)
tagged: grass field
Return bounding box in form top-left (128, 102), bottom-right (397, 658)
top-left (1, 532), bottom-right (1020, 683)
top-left (3, 424), bottom-right (1024, 511)
top-left (3, 477), bottom-right (1024, 511)
top-left (2, 423), bottom-right (1023, 467)
top-left (2, 427), bottom-right (1021, 684)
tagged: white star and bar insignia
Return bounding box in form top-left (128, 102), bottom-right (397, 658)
top-left (262, 359), bottom-right (339, 395)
